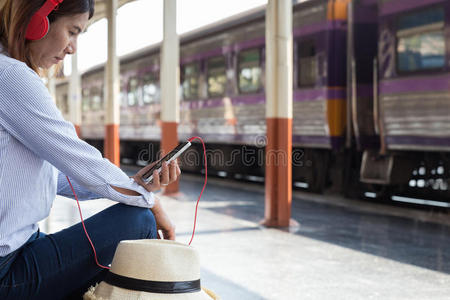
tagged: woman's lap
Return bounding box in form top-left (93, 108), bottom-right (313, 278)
top-left (0, 203), bottom-right (157, 300)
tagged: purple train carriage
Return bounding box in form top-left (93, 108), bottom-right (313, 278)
top-left (54, 0), bottom-right (450, 205)
top-left (358, 0), bottom-right (450, 203)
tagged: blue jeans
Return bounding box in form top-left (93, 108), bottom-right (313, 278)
top-left (0, 203), bottom-right (157, 299)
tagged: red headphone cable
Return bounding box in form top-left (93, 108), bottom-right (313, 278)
top-left (66, 176), bottom-right (110, 270)
top-left (66, 137), bottom-right (207, 268)
top-left (187, 136), bottom-right (207, 246)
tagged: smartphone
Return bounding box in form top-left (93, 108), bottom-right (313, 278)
top-left (142, 141), bottom-right (192, 183)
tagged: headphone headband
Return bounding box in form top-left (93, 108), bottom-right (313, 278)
top-left (26, 0), bottom-right (65, 40)
top-left (35, 0), bottom-right (64, 17)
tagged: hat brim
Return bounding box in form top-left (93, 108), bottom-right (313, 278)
top-left (83, 282), bottom-right (220, 300)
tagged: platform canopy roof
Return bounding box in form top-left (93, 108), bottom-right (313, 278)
top-left (89, 0), bottom-right (137, 24)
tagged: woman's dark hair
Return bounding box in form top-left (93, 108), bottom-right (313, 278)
top-left (0, 0), bottom-right (95, 72)
top-left (48, 0), bottom-right (95, 23)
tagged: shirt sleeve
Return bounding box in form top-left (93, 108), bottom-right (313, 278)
top-left (0, 62), bottom-right (154, 208)
top-left (57, 171), bottom-right (102, 200)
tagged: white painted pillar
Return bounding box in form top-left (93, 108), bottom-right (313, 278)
top-left (264, 0), bottom-right (293, 227)
top-left (104, 0), bottom-right (120, 165)
top-left (161, 0), bottom-right (180, 194)
top-left (68, 53), bottom-right (82, 136)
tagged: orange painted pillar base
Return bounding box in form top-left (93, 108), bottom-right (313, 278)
top-left (74, 125), bottom-right (81, 138)
top-left (263, 118), bottom-right (292, 227)
top-left (161, 121), bottom-right (179, 195)
top-left (104, 124), bottom-right (120, 167)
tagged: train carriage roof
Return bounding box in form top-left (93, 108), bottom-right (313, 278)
top-left (81, 0), bottom-right (310, 75)
top-left (82, 2), bottom-right (268, 75)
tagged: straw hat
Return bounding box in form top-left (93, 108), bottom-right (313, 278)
top-left (84, 240), bottom-right (219, 300)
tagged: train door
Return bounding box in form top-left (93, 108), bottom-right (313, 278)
top-left (347, 0), bottom-right (379, 151)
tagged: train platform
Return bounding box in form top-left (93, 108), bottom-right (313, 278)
top-left (39, 171), bottom-right (450, 300)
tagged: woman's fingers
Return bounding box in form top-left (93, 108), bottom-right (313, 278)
top-left (132, 174), bottom-right (152, 192)
top-left (160, 162), bottom-right (170, 186)
top-left (133, 159), bottom-right (182, 192)
top-left (158, 160), bottom-right (180, 187)
top-left (162, 227), bottom-right (176, 240)
top-left (177, 162), bottom-right (181, 177)
top-left (150, 170), bottom-right (160, 190)
top-left (169, 160), bottom-right (178, 181)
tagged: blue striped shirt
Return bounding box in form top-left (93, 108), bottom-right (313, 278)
top-left (0, 45), bottom-right (154, 256)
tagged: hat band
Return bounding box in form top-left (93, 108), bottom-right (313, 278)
top-left (104, 271), bottom-right (201, 294)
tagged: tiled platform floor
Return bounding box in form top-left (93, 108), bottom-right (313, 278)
top-left (39, 172), bottom-right (450, 299)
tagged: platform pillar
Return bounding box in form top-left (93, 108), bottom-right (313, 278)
top-left (47, 66), bottom-right (56, 103)
top-left (69, 53), bottom-right (82, 137)
top-left (264, 0), bottom-right (293, 227)
top-left (160, 0), bottom-right (180, 195)
top-left (104, 0), bottom-right (120, 166)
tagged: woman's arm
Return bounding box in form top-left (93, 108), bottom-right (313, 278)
top-left (0, 62), bottom-right (154, 207)
top-left (57, 171), bottom-right (102, 200)
top-left (151, 196), bottom-right (176, 240)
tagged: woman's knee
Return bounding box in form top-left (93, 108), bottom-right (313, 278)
top-left (114, 204), bottom-right (157, 239)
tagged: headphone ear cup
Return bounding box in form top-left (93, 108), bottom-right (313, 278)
top-left (25, 15), bottom-right (49, 41)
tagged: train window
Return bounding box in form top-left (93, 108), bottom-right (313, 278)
top-left (397, 7), bottom-right (444, 31)
top-left (142, 72), bottom-right (160, 104)
top-left (207, 56), bottom-right (227, 98)
top-left (120, 78), bottom-right (127, 107)
top-left (82, 89), bottom-right (90, 112)
top-left (396, 7), bottom-right (445, 73)
top-left (297, 39), bottom-right (317, 87)
top-left (91, 95), bottom-right (102, 111)
top-left (181, 63), bottom-right (199, 100)
top-left (238, 48), bottom-right (262, 94)
top-left (127, 77), bottom-right (140, 106)
top-left (120, 90), bottom-right (127, 107)
top-left (91, 87), bottom-right (103, 111)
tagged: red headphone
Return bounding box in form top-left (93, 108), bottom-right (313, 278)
top-left (26, 0), bottom-right (64, 40)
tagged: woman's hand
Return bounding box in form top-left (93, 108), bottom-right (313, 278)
top-left (151, 197), bottom-right (176, 240)
top-left (132, 159), bottom-right (181, 192)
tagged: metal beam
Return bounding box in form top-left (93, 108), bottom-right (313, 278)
top-left (89, 0), bottom-right (137, 25)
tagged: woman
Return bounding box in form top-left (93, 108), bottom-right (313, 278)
top-left (0, 0), bottom-right (179, 299)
